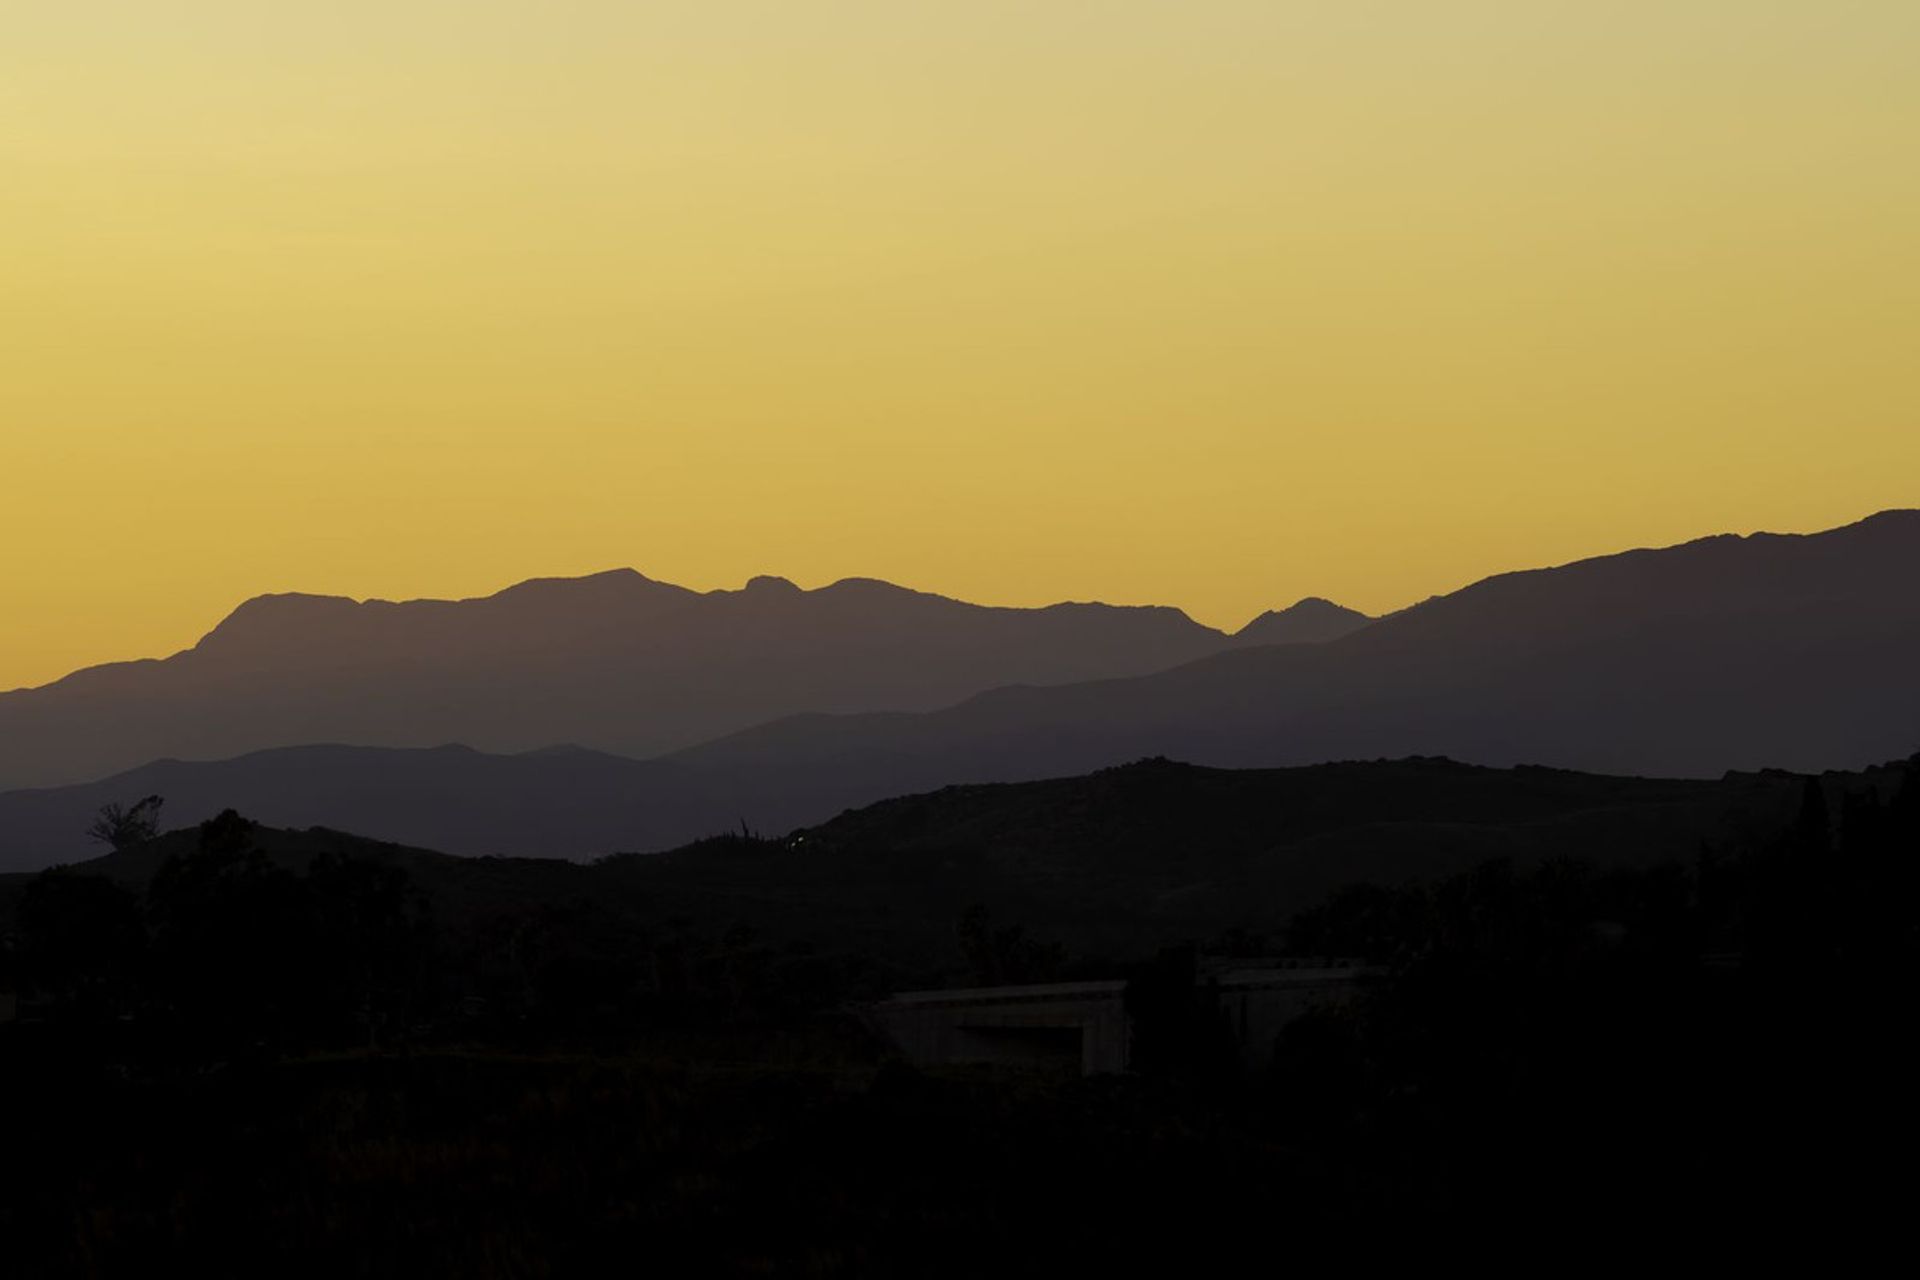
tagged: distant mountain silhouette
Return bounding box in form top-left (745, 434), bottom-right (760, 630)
top-left (1231, 597), bottom-right (1372, 646)
top-left (2, 511), bottom-right (1914, 854)
top-left (662, 511), bottom-right (1920, 803)
top-left (0, 745), bottom-right (701, 872)
top-left (0, 573), bottom-right (1363, 791)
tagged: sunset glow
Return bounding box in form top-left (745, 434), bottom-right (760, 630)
top-left (5, 1), bottom-right (1917, 690)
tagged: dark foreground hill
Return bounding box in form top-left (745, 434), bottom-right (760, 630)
top-left (0, 722), bottom-right (1878, 887)
top-left (5, 756), bottom-right (1914, 1272)
top-left (1, 756), bottom-right (1846, 964)
top-left (0, 569), bottom-right (1358, 791)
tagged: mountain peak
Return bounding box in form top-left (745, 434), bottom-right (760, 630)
top-left (197, 592), bottom-right (364, 651)
top-left (488, 567), bottom-right (677, 599)
top-left (1233, 598), bottom-right (1372, 646)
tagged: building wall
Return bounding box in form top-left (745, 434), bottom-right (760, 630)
top-left (1213, 970), bottom-right (1368, 1073)
top-left (868, 967), bottom-right (1369, 1077)
top-left (867, 984), bottom-right (1130, 1075)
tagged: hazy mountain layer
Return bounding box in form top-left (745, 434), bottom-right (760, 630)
top-left (0, 572), bottom-right (1361, 791)
top-left (0, 745), bottom-right (694, 872)
top-left (2, 511), bottom-right (1914, 861)
top-left (669, 511), bottom-right (1920, 798)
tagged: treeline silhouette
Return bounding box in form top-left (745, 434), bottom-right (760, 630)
top-left (1255, 765), bottom-right (1920, 1247)
top-left (1, 761), bottom-right (1914, 1272)
top-left (9, 818), bottom-right (896, 1062)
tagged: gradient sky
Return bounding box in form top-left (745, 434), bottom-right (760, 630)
top-left (4, 2), bottom-right (1917, 691)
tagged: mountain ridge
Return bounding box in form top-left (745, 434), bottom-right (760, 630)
top-left (3, 509), bottom-right (1914, 845)
top-left (659, 508), bottom-right (1920, 788)
top-left (0, 569), bottom-right (1366, 789)
top-left (0, 751), bottom-right (1847, 912)
top-left (41, 572), bottom-right (1261, 686)
top-left (1233, 597), bottom-right (1373, 645)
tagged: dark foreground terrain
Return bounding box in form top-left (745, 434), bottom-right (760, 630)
top-left (2, 754), bottom-right (1915, 1272)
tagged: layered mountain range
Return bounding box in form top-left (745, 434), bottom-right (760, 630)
top-left (1, 510), bottom-right (1915, 871)
top-left (0, 575), bottom-right (1366, 792)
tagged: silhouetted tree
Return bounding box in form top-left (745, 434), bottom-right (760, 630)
top-left (18, 870), bottom-right (147, 1017)
top-left (146, 811), bottom-right (316, 1048)
top-left (1123, 945), bottom-right (1232, 1081)
top-left (1790, 774), bottom-right (1831, 856)
top-left (1890, 754), bottom-right (1920, 837)
top-left (85, 795), bottom-right (164, 850)
top-left (304, 852), bottom-right (435, 1048)
top-left (955, 903), bottom-right (1064, 986)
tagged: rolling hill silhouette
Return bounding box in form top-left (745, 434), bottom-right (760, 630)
top-left (0, 744), bottom-right (706, 872)
top-left (0, 573), bottom-right (1363, 792)
top-left (1, 756), bottom-right (1834, 958)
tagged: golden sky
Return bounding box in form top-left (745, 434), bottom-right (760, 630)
top-left (3, 2), bottom-right (1917, 691)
